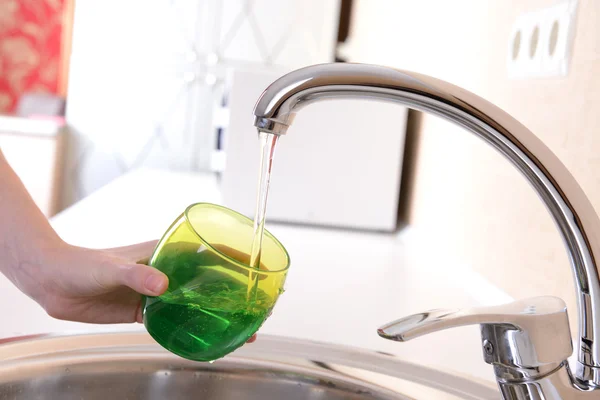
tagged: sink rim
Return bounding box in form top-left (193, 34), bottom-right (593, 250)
top-left (0, 331), bottom-right (497, 399)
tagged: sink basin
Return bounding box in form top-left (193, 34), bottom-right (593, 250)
top-left (0, 332), bottom-right (498, 399)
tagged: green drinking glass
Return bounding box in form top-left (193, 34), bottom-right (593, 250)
top-left (142, 203), bottom-right (290, 362)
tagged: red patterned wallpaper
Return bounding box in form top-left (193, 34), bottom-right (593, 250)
top-left (0, 0), bottom-right (65, 113)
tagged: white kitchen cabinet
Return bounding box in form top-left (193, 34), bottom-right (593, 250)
top-left (220, 67), bottom-right (408, 232)
top-left (0, 117), bottom-right (65, 216)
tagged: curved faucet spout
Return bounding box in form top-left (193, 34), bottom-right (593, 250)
top-left (253, 63), bottom-right (600, 388)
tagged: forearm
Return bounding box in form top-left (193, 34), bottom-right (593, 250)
top-left (0, 150), bottom-right (171, 324)
top-left (0, 149), bottom-right (63, 283)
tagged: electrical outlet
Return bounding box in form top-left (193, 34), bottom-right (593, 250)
top-left (507, 0), bottom-right (578, 79)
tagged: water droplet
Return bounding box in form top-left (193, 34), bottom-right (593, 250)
top-left (208, 360), bottom-right (215, 364)
top-left (65, 368), bottom-right (70, 373)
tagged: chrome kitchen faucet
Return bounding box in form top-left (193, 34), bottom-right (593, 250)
top-left (252, 63), bottom-right (600, 399)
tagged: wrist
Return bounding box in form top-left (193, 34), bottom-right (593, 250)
top-left (3, 233), bottom-right (67, 304)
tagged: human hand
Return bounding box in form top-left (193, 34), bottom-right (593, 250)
top-left (0, 152), bottom-right (258, 339)
top-left (15, 240), bottom-right (168, 323)
top-left (13, 239), bottom-right (257, 342)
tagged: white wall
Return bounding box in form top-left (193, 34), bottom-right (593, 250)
top-left (345, 0), bottom-right (600, 333)
top-left (63, 0), bottom-right (340, 207)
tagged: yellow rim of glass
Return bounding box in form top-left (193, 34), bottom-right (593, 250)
top-left (182, 202), bottom-right (291, 274)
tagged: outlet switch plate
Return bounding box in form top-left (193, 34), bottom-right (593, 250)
top-left (507, 0), bottom-right (578, 79)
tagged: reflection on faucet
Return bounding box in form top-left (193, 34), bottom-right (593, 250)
top-left (252, 63), bottom-right (600, 398)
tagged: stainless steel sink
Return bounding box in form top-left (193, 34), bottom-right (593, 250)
top-left (0, 332), bottom-right (498, 399)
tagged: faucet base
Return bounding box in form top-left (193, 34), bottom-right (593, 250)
top-left (498, 363), bottom-right (595, 399)
top-left (576, 362), bottom-right (600, 389)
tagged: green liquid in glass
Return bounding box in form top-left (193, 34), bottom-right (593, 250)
top-left (143, 249), bottom-right (273, 362)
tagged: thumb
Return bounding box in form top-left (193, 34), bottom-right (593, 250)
top-left (95, 263), bottom-right (169, 296)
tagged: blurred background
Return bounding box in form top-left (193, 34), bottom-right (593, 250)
top-left (1, 0), bottom-right (598, 382)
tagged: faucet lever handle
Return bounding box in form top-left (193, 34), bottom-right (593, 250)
top-left (378, 296), bottom-right (572, 376)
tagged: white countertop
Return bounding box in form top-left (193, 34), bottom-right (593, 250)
top-left (0, 167), bottom-right (513, 384)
